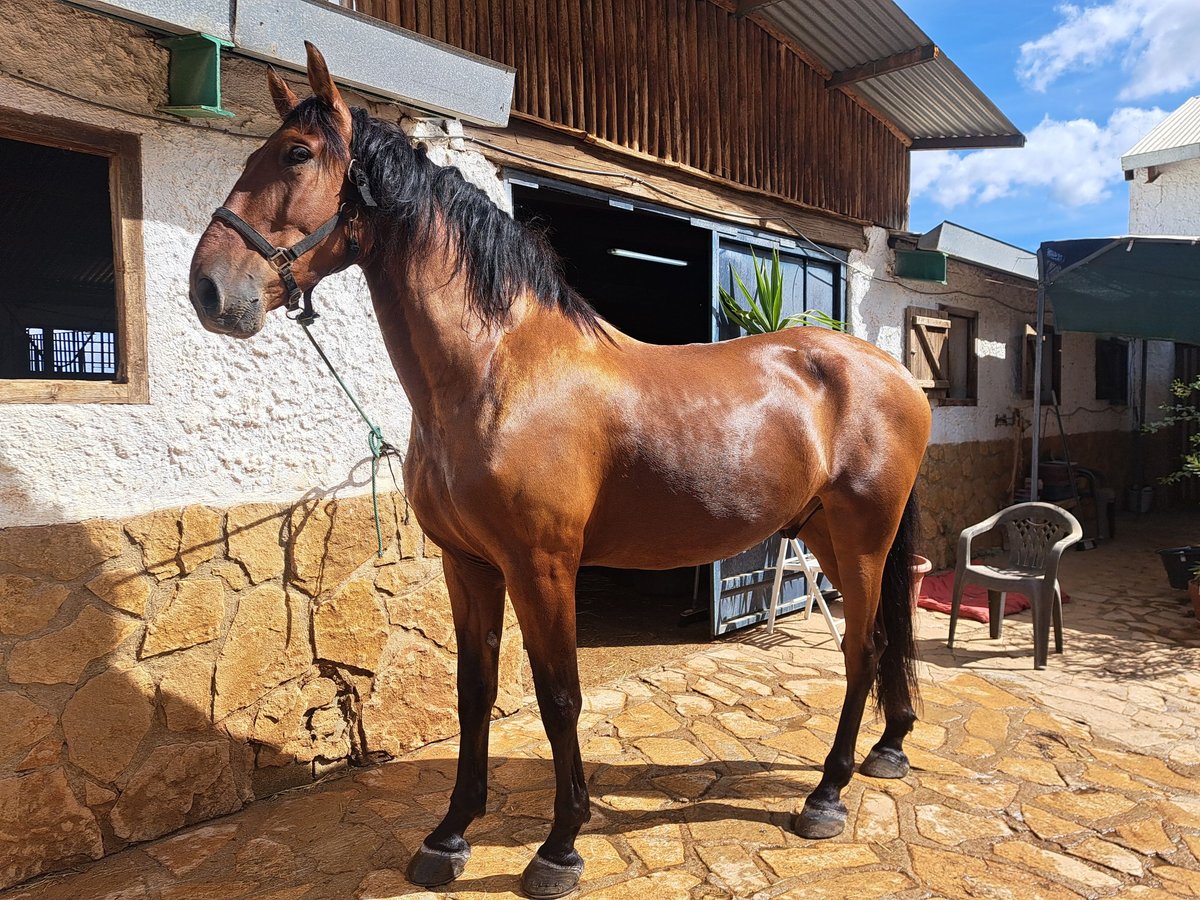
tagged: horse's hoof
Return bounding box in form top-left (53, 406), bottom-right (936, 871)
top-left (792, 801), bottom-right (847, 839)
top-left (521, 851), bottom-right (584, 899)
top-left (406, 840), bottom-right (471, 887)
top-left (861, 746), bottom-right (910, 779)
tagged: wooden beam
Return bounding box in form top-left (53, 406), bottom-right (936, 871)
top-left (827, 44), bottom-right (938, 88)
top-left (734, 0), bottom-right (787, 16)
top-left (467, 116), bottom-right (870, 250)
top-left (910, 134), bottom-right (1026, 150)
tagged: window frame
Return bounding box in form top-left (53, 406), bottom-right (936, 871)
top-left (0, 107), bottom-right (148, 404)
top-left (1022, 322), bottom-right (1062, 403)
top-left (938, 303), bottom-right (978, 407)
top-left (903, 303), bottom-right (979, 406)
top-left (1094, 337), bottom-right (1130, 405)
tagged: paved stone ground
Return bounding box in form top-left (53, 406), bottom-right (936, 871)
top-left (5, 512), bottom-right (1199, 899)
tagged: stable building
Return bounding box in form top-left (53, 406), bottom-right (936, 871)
top-left (0, 0), bottom-right (1042, 888)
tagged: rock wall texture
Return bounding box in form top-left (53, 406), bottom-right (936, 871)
top-left (0, 0), bottom-right (509, 530)
top-left (0, 494), bottom-right (528, 891)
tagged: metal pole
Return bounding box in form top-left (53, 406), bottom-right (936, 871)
top-left (1031, 246), bottom-right (1047, 502)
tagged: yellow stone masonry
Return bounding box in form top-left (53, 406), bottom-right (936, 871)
top-left (0, 492), bottom-right (528, 891)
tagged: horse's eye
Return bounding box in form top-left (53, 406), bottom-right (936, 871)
top-left (287, 146), bottom-right (313, 165)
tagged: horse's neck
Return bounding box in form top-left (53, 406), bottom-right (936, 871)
top-left (361, 257), bottom-right (488, 421)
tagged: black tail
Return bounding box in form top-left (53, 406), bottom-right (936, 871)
top-left (875, 490), bottom-right (920, 711)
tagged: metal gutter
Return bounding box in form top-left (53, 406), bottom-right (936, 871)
top-left (917, 221), bottom-right (1037, 280)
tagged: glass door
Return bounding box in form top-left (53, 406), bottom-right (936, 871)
top-left (708, 237), bottom-right (842, 636)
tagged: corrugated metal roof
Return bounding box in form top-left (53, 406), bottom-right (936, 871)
top-left (746, 0), bottom-right (1023, 149)
top-left (1121, 97), bottom-right (1200, 172)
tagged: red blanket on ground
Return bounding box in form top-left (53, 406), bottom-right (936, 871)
top-left (916, 568), bottom-right (1067, 623)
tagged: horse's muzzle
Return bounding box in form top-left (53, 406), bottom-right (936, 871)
top-left (189, 272), bottom-right (264, 338)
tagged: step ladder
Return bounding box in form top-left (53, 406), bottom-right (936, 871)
top-left (767, 536), bottom-right (843, 648)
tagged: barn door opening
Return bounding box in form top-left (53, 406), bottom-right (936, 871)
top-left (510, 178), bottom-right (714, 649)
top-left (709, 238), bottom-right (843, 636)
top-left (508, 174), bottom-right (846, 641)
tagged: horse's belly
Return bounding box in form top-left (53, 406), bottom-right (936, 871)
top-left (582, 464), bottom-right (812, 569)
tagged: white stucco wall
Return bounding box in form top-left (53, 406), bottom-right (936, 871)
top-left (1129, 158), bottom-right (1200, 235)
top-left (0, 0), bottom-right (506, 528)
top-left (846, 226), bottom-right (1168, 446)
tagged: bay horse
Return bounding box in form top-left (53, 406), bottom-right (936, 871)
top-left (190, 44), bottom-right (931, 899)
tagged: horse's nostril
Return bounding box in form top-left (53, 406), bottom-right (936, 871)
top-left (195, 277), bottom-right (222, 317)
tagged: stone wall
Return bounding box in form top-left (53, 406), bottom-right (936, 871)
top-left (0, 494), bottom-right (527, 891)
top-left (916, 429), bottom-right (1175, 569)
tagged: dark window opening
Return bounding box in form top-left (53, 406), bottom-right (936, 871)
top-left (1095, 337), bottom-right (1129, 404)
top-left (1023, 324), bottom-right (1062, 403)
top-left (0, 136), bottom-right (119, 381)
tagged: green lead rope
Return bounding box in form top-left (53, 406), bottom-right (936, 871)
top-left (299, 320), bottom-right (402, 557)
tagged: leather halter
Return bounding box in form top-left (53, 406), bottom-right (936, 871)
top-left (210, 157), bottom-right (377, 325)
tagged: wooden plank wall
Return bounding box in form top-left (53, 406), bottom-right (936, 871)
top-left (354, 0), bottom-right (908, 229)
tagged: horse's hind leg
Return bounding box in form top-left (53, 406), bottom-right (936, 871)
top-left (793, 491), bottom-right (909, 839)
top-left (505, 550), bottom-right (590, 899)
top-left (408, 550), bottom-right (506, 887)
top-left (860, 491), bottom-right (920, 779)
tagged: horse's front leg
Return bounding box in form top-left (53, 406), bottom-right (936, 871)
top-left (407, 549), bottom-right (506, 887)
top-left (505, 549), bottom-right (590, 899)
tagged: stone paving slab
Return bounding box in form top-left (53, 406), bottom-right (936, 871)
top-left (4, 512), bottom-right (1199, 899)
top-left (5, 631), bottom-right (1198, 899)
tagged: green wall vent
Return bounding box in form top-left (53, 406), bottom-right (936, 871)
top-left (895, 249), bottom-right (948, 284)
top-left (158, 33), bottom-right (235, 119)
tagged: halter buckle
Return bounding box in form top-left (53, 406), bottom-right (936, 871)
top-left (268, 248), bottom-right (292, 272)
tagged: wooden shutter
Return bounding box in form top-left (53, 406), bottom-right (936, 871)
top-left (905, 306), bottom-right (951, 393)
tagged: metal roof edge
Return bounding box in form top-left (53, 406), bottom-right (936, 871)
top-left (1121, 143), bottom-right (1200, 174)
top-left (748, 0), bottom-right (1023, 146)
top-left (63, 0), bottom-right (515, 126)
top-left (916, 220), bottom-right (1037, 280)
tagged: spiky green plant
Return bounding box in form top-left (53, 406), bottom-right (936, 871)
top-left (718, 248), bottom-right (845, 334)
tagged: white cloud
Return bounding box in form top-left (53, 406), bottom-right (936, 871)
top-left (1019, 1), bottom-right (1200, 99)
top-left (911, 107), bottom-right (1165, 210)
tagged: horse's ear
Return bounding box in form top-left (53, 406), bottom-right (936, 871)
top-left (304, 42), bottom-right (352, 140)
top-left (267, 67), bottom-right (300, 119)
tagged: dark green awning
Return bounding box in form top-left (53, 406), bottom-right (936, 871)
top-left (1041, 237), bottom-right (1200, 342)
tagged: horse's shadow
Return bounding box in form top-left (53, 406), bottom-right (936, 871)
top-left (212, 753), bottom-right (827, 897)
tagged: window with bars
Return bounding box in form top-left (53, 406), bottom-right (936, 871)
top-left (24, 328), bottom-right (117, 379)
top-left (0, 108), bottom-right (146, 402)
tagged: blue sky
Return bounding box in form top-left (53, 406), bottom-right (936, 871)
top-left (900, 0), bottom-right (1200, 251)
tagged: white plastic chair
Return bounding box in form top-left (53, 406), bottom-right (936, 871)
top-left (767, 536), bottom-right (842, 648)
top-left (947, 502), bottom-right (1082, 669)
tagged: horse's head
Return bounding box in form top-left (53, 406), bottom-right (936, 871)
top-left (189, 43), bottom-right (363, 337)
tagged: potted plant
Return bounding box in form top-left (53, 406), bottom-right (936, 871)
top-left (1144, 374), bottom-right (1200, 593)
top-left (718, 248), bottom-right (845, 334)
top-left (911, 554), bottom-right (933, 609)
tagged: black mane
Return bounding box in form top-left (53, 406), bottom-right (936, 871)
top-left (289, 100), bottom-right (600, 333)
